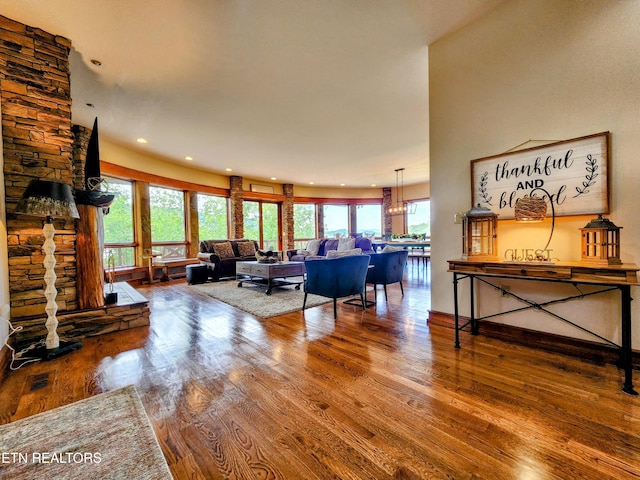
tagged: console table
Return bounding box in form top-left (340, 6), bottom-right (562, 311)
top-left (448, 259), bottom-right (639, 395)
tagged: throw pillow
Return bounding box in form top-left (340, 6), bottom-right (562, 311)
top-left (237, 241), bottom-right (256, 257)
top-left (213, 241), bottom-right (235, 259)
top-left (326, 248), bottom-right (362, 258)
top-left (382, 245), bottom-right (404, 253)
top-left (306, 239), bottom-right (321, 256)
top-left (337, 237), bottom-right (355, 251)
top-left (297, 249), bottom-right (310, 255)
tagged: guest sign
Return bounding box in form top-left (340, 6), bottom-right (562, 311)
top-left (471, 132), bottom-right (609, 219)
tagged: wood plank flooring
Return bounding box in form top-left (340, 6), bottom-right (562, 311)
top-left (1, 265), bottom-right (638, 479)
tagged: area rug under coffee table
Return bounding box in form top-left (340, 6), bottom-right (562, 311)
top-left (0, 385), bottom-right (172, 480)
top-left (191, 279), bottom-right (332, 318)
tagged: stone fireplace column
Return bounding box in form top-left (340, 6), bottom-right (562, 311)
top-left (282, 184), bottom-right (294, 250)
top-left (229, 176), bottom-right (244, 239)
top-left (383, 187), bottom-right (393, 236)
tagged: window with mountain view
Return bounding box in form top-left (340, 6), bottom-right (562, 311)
top-left (323, 204), bottom-right (348, 238)
top-left (356, 204), bottom-right (381, 237)
top-left (407, 199), bottom-right (430, 237)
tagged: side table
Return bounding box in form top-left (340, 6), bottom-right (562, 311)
top-left (141, 252), bottom-right (161, 284)
top-left (186, 264), bottom-right (209, 285)
top-left (344, 265), bottom-right (375, 308)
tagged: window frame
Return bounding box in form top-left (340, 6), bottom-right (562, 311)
top-left (293, 203), bottom-right (318, 249)
top-left (149, 184), bottom-right (188, 259)
top-left (197, 192), bottom-right (230, 241)
top-left (102, 176), bottom-right (137, 268)
top-left (406, 198), bottom-right (431, 238)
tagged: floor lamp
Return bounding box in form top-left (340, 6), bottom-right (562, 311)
top-left (15, 180), bottom-right (82, 359)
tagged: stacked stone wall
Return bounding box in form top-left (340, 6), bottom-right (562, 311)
top-left (383, 187), bottom-right (393, 235)
top-left (282, 184), bottom-right (294, 250)
top-left (1, 15), bottom-right (77, 317)
top-left (229, 175), bottom-right (244, 238)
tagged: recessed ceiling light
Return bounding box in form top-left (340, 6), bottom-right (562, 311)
top-left (225, 168), bottom-right (232, 172)
top-left (308, 181), bottom-right (314, 185)
top-left (371, 184), bottom-right (376, 187)
top-left (270, 177), bottom-right (277, 181)
top-left (340, 183), bottom-right (345, 186)
top-left (90, 59), bottom-right (102, 67)
top-left (185, 156), bottom-right (193, 161)
top-left (136, 138), bottom-right (148, 144)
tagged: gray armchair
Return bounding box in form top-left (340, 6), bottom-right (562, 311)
top-left (302, 255), bottom-right (371, 319)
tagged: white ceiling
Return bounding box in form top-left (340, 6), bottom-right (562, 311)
top-left (3, 0), bottom-right (506, 188)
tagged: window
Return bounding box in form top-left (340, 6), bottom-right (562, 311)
top-left (103, 177), bottom-right (135, 267)
top-left (149, 185), bottom-right (187, 258)
top-left (261, 203), bottom-right (279, 251)
top-left (197, 193), bottom-right (228, 240)
top-left (293, 203), bottom-right (316, 249)
top-left (407, 199), bottom-right (430, 237)
top-left (356, 204), bottom-right (381, 237)
top-left (243, 200), bottom-right (260, 244)
top-left (243, 200), bottom-right (280, 250)
top-left (323, 204), bottom-right (348, 238)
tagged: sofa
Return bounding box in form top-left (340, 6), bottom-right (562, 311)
top-left (287, 237), bottom-right (374, 261)
top-left (197, 239), bottom-right (259, 281)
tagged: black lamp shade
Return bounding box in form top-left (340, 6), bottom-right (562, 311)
top-left (15, 180), bottom-right (79, 219)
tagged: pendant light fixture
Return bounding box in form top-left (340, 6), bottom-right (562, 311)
top-left (387, 168), bottom-right (416, 216)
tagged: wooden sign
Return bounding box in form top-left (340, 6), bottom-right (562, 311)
top-left (471, 132), bottom-right (609, 219)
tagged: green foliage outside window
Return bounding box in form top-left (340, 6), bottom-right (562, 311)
top-left (102, 178), bottom-right (135, 266)
top-left (197, 194), bottom-right (228, 239)
top-left (243, 201), bottom-right (260, 241)
top-left (294, 204), bottom-right (316, 239)
top-left (261, 203), bottom-right (278, 249)
top-left (103, 178), bottom-right (134, 244)
top-left (243, 201), bottom-right (279, 249)
top-left (150, 186), bottom-right (185, 242)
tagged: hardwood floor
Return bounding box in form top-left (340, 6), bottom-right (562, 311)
top-left (1, 264), bottom-right (638, 479)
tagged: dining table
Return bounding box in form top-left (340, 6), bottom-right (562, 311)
top-left (371, 239), bottom-right (431, 252)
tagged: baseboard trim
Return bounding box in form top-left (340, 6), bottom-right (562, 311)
top-left (427, 310), bottom-right (640, 369)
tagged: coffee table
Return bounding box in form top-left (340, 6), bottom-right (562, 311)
top-left (236, 261), bottom-right (305, 295)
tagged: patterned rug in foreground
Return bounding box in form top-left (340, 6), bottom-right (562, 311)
top-left (0, 385), bottom-right (172, 480)
top-left (191, 279), bottom-right (332, 318)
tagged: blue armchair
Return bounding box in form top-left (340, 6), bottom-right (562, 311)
top-left (366, 250), bottom-right (409, 301)
top-left (303, 255), bottom-right (371, 319)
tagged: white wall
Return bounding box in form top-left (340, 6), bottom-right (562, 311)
top-left (0, 104), bottom-right (10, 348)
top-left (429, 0), bottom-right (640, 347)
